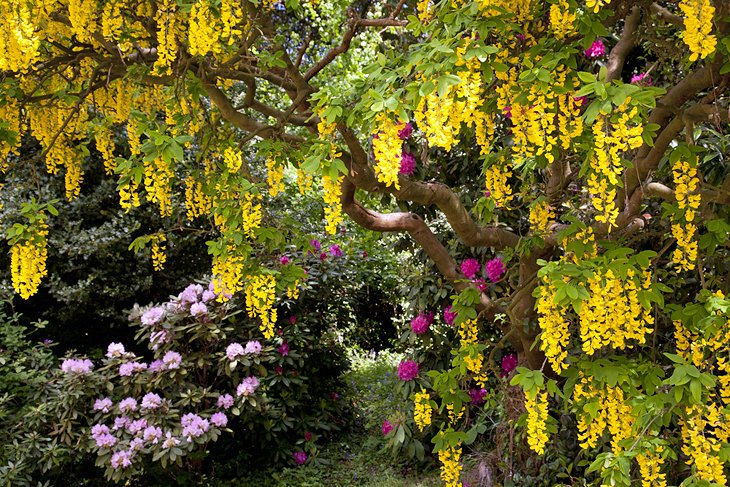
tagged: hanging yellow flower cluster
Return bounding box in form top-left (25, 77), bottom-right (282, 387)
top-left (579, 268), bottom-right (653, 355)
top-left (223, 146), bottom-right (242, 173)
top-left (245, 274), bottom-right (278, 339)
top-left (414, 390), bottom-right (433, 431)
top-left (184, 176), bottom-right (212, 220)
top-left (10, 215), bottom-right (49, 300)
top-left (143, 156), bottom-right (174, 217)
top-left (94, 125), bottom-right (117, 175)
top-left (586, 0), bottom-right (611, 13)
top-left (536, 283), bottom-right (570, 374)
top-left (524, 390), bottom-right (549, 454)
top-left (153, 0), bottom-right (178, 74)
top-left (297, 169), bottom-right (313, 194)
top-left (322, 174), bottom-right (344, 235)
top-left (220, 0), bottom-right (244, 44)
top-left (484, 155), bottom-right (513, 207)
top-left (212, 250), bottom-right (245, 299)
top-left (151, 234), bottom-right (167, 271)
top-left (101, 0), bottom-right (124, 41)
top-left (417, 0), bottom-right (432, 23)
top-left (458, 319), bottom-right (488, 387)
top-left (188, 0), bottom-right (221, 56)
top-left (671, 157), bottom-right (700, 272)
top-left (636, 447), bottom-right (667, 487)
top-left (529, 200), bottom-right (554, 235)
top-left (371, 113), bottom-right (403, 189)
top-left (679, 0), bottom-right (717, 62)
top-left (549, 0), bottom-right (576, 40)
top-left (0, 0), bottom-right (40, 72)
top-left (241, 192), bottom-right (263, 238)
top-left (573, 378), bottom-right (634, 450)
top-left (437, 444), bottom-right (463, 487)
top-left (266, 157), bottom-right (286, 197)
top-left (587, 105), bottom-right (643, 231)
top-left (681, 405), bottom-right (727, 484)
top-left (287, 280), bottom-right (300, 300)
top-left (68, 0), bottom-right (96, 43)
top-left (477, 0), bottom-right (535, 23)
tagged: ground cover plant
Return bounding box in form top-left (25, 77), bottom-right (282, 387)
top-left (1, 0), bottom-right (730, 485)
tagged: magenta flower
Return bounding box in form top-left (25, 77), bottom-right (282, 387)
top-left (311, 239), bottom-right (321, 252)
top-left (382, 420), bottom-right (394, 436)
top-left (584, 39), bottom-right (606, 58)
top-left (485, 258), bottom-right (506, 282)
top-left (329, 244), bottom-right (343, 257)
top-left (502, 106), bottom-right (512, 119)
top-left (278, 341), bottom-right (290, 356)
top-left (573, 95), bottom-right (588, 107)
top-left (410, 311), bottom-right (434, 335)
top-left (501, 353), bottom-right (518, 377)
top-left (304, 431), bottom-right (312, 441)
top-left (399, 151), bottom-right (416, 175)
top-left (630, 72), bottom-right (652, 86)
top-left (362, 251), bottom-right (368, 258)
top-left (280, 255), bottom-right (290, 265)
top-left (443, 305), bottom-right (457, 326)
top-left (319, 252), bottom-right (327, 261)
top-left (398, 122), bottom-right (413, 140)
top-left (397, 360), bottom-right (419, 381)
top-left (460, 258), bottom-right (481, 279)
top-left (293, 451), bottom-right (307, 465)
top-left (468, 387), bottom-right (488, 405)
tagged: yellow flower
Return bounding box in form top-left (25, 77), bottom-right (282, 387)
top-left (679, 0), bottom-right (717, 61)
top-left (414, 390), bottom-right (433, 431)
top-left (245, 274), bottom-right (278, 339)
top-left (525, 390), bottom-right (549, 454)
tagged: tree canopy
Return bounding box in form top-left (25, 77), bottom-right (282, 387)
top-left (2, 0), bottom-right (730, 484)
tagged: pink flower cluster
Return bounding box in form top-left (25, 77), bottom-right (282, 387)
top-left (293, 451), bottom-right (308, 465)
top-left (162, 351), bottom-right (182, 369)
top-left (119, 397), bottom-right (138, 414)
top-left (397, 360), bottom-right (419, 381)
top-left (141, 392), bottom-right (162, 410)
top-left (382, 419), bottom-right (394, 436)
top-left (61, 358), bottom-right (94, 374)
top-left (141, 307), bottom-right (165, 326)
top-left (211, 412), bottom-right (228, 428)
top-left (91, 424), bottom-right (117, 448)
top-left (217, 394), bottom-right (234, 409)
top-left (181, 412), bottom-right (209, 440)
top-left (236, 376), bottom-right (260, 396)
top-left (399, 152), bottom-right (416, 175)
top-left (584, 39), bottom-right (606, 58)
top-left (460, 258), bottom-right (481, 279)
top-left (501, 353), bottom-right (518, 376)
top-left (398, 122), bottom-right (413, 140)
top-left (106, 342), bottom-right (126, 358)
top-left (278, 341), bottom-right (290, 356)
top-left (631, 72), bottom-right (652, 86)
top-left (119, 361), bottom-right (148, 377)
top-left (410, 311), bottom-right (434, 335)
top-left (485, 257), bottom-right (506, 282)
top-left (94, 397), bottom-right (113, 413)
top-left (443, 305), bottom-right (457, 326)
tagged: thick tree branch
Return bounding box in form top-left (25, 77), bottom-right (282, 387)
top-left (650, 2), bottom-right (683, 27)
top-left (606, 6), bottom-right (640, 83)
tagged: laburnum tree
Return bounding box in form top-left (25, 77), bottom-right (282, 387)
top-left (1, 0), bottom-right (730, 484)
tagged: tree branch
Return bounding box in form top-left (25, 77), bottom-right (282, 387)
top-left (606, 6), bottom-right (641, 83)
top-left (650, 2), bottom-right (683, 27)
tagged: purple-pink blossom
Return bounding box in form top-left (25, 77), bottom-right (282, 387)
top-left (226, 343), bottom-right (245, 360)
top-left (584, 39), bottom-right (606, 58)
top-left (143, 426), bottom-right (163, 444)
top-left (162, 351), bottom-right (182, 370)
top-left (485, 257), bottom-right (506, 282)
top-left (443, 305), bottom-right (457, 326)
top-left (244, 340), bottom-right (262, 355)
top-left (460, 258), bottom-right (481, 279)
top-left (148, 360), bottom-right (165, 373)
top-left (399, 151), bottom-right (416, 175)
top-left (311, 239), bottom-right (321, 252)
top-left (397, 360), bottom-right (419, 381)
top-left (573, 95), bottom-right (589, 107)
top-left (202, 290), bottom-right (216, 302)
top-left (94, 397), bottom-right (113, 413)
top-left (141, 392), bottom-right (162, 410)
top-left (150, 330), bottom-right (170, 350)
top-left (278, 341), bottom-right (290, 356)
top-left (110, 450), bottom-right (133, 469)
top-left (180, 284), bottom-right (203, 303)
top-left (501, 353), bottom-right (518, 376)
top-left (162, 432), bottom-right (180, 449)
top-left (113, 416), bottom-right (131, 431)
top-left (469, 387), bottom-right (488, 405)
top-left (119, 361), bottom-right (147, 377)
top-left (237, 376), bottom-right (260, 396)
top-left (91, 424), bottom-right (114, 448)
top-left (119, 398), bottom-right (138, 414)
top-left (61, 358), bottom-right (94, 374)
top-left (190, 302), bottom-right (208, 316)
top-left (280, 255), bottom-right (290, 265)
top-left (329, 244), bottom-right (343, 257)
top-left (217, 394), bottom-right (234, 409)
top-left (631, 72), bottom-right (652, 86)
top-left (127, 418), bottom-right (148, 435)
top-left (410, 311), bottom-right (434, 335)
top-left (382, 420), bottom-right (394, 436)
top-left (106, 342), bottom-right (125, 358)
top-left (181, 413), bottom-right (209, 439)
top-left (293, 451), bottom-right (308, 465)
top-left (398, 122), bottom-right (413, 140)
top-left (141, 307), bottom-right (165, 326)
top-left (211, 412), bottom-right (228, 428)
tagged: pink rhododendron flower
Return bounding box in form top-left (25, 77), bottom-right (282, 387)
top-left (119, 361), bottom-right (147, 377)
top-left (217, 394), bottom-right (234, 409)
top-left (119, 398), bottom-right (138, 414)
top-left (245, 340), bottom-right (262, 355)
top-left (190, 302), bottom-right (208, 316)
top-left (293, 451), bottom-right (307, 465)
top-left (113, 416), bottom-right (130, 431)
top-left (162, 432), bottom-right (180, 449)
top-left (202, 290), bottom-right (216, 302)
top-left (329, 244), bottom-right (343, 257)
top-left (110, 450), bottom-right (133, 469)
top-left (304, 431), bottom-right (312, 441)
top-left (141, 392), bottom-right (162, 410)
top-left (410, 311), bottom-right (434, 335)
top-left (469, 388), bottom-right (487, 405)
top-left (280, 255), bottom-right (290, 265)
top-left (181, 413), bottom-right (209, 440)
top-left (319, 252), bottom-right (327, 261)
top-left (278, 341), bottom-right (290, 356)
top-left (143, 426), bottom-right (163, 444)
top-left (382, 420), bottom-right (394, 436)
top-left (141, 307), bottom-right (165, 326)
top-left (150, 330), bottom-right (170, 350)
top-left (127, 418), bottom-right (148, 435)
top-left (311, 239), bottom-right (321, 251)
top-left (289, 315), bottom-right (297, 324)
top-left (162, 351), bottom-right (182, 369)
top-left (399, 151), bottom-right (416, 175)
top-left (94, 397), bottom-right (113, 413)
top-left (226, 342), bottom-right (245, 360)
top-left (501, 353), bottom-right (518, 376)
top-left (398, 122), bottom-right (413, 139)
top-left (460, 258), bottom-right (481, 279)
top-left (443, 305), bottom-right (457, 326)
top-left (485, 258), bottom-right (506, 282)
top-left (106, 342), bottom-right (125, 358)
top-left (397, 360), bottom-right (419, 381)
top-left (631, 72), bottom-right (652, 85)
top-left (584, 39), bottom-right (606, 58)
top-left (61, 358), bottom-right (94, 374)
top-left (148, 360), bottom-right (164, 373)
top-left (211, 412), bottom-right (228, 428)
top-left (237, 376), bottom-right (260, 396)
